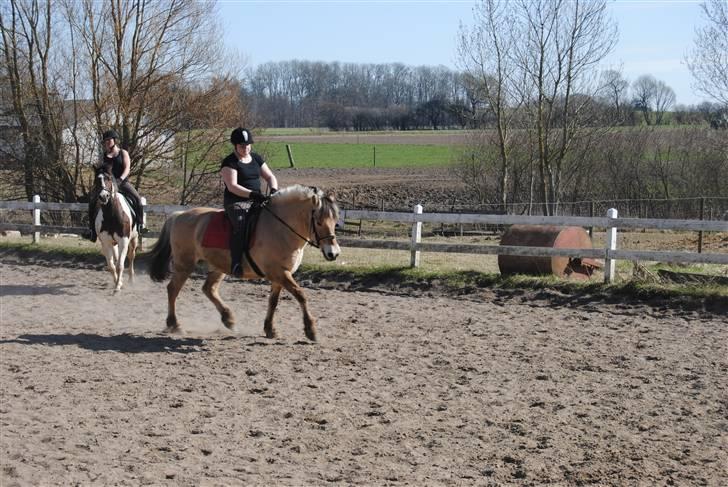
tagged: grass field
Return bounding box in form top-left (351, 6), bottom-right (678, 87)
top-left (256, 141), bottom-right (457, 169)
top-left (259, 128), bottom-right (471, 137)
top-left (1, 236), bottom-right (726, 300)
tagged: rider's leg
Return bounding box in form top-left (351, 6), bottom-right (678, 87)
top-left (119, 180), bottom-right (144, 231)
top-left (225, 204), bottom-right (245, 277)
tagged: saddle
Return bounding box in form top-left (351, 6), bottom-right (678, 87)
top-left (121, 194), bottom-right (138, 225)
top-left (201, 212), bottom-right (232, 249)
top-left (202, 203), bottom-right (265, 276)
top-left (93, 193), bottom-right (139, 228)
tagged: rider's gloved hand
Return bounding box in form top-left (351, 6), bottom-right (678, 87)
top-left (248, 191), bottom-right (267, 203)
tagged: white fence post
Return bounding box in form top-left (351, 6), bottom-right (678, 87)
top-left (410, 204), bottom-right (422, 268)
top-left (32, 194), bottom-right (41, 244)
top-left (604, 208), bottom-right (618, 283)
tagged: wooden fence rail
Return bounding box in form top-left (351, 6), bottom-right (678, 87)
top-left (2, 197), bottom-right (727, 284)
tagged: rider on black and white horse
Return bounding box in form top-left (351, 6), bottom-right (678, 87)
top-left (88, 130), bottom-right (145, 242)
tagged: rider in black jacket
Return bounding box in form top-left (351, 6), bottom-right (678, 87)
top-left (87, 130), bottom-right (144, 241)
top-left (220, 127), bottom-right (278, 276)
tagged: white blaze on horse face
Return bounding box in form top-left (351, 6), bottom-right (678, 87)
top-left (98, 174), bottom-right (111, 204)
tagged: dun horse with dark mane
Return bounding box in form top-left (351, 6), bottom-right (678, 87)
top-left (147, 185), bottom-right (340, 341)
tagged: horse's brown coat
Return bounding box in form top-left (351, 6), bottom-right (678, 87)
top-left (148, 185), bottom-right (340, 340)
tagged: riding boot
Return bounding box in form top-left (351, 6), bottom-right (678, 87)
top-left (136, 202), bottom-right (146, 234)
top-left (225, 203), bottom-right (249, 278)
top-left (229, 229), bottom-right (243, 277)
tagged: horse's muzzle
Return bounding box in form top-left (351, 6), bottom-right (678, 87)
top-left (321, 242), bottom-right (340, 261)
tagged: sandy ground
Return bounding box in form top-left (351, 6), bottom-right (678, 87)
top-left (1, 259), bottom-right (727, 486)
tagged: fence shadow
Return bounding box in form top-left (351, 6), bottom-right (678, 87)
top-left (0, 332), bottom-right (206, 354)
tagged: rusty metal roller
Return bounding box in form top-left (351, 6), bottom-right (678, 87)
top-left (498, 225), bottom-right (602, 279)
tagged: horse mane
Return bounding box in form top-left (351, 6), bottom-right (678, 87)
top-left (272, 184), bottom-right (339, 221)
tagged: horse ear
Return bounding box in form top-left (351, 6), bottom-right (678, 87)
top-left (311, 194), bottom-right (321, 208)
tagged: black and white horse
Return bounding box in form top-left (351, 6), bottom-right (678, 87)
top-left (93, 166), bottom-right (138, 292)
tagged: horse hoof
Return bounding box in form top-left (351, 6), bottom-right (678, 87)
top-left (221, 311), bottom-right (236, 330)
top-left (265, 330), bottom-right (278, 339)
top-left (305, 330), bottom-right (317, 342)
top-left (165, 326), bottom-right (185, 335)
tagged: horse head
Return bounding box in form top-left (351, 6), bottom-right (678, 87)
top-left (95, 166), bottom-right (117, 206)
top-left (309, 187), bottom-right (341, 262)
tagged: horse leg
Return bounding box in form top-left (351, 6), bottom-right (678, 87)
top-left (165, 267), bottom-right (191, 334)
top-left (114, 238), bottom-right (129, 292)
top-left (202, 271), bottom-right (236, 331)
top-left (279, 272), bottom-right (317, 342)
top-left (100, 239), bottom-right (118, 285)
top-left (263, 282), bottom-right (283, 339)
top-left (127, 235), bottom-right (137, 283)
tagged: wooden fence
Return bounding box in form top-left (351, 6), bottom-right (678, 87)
top-left (1, 197), bottom-right (727, 284)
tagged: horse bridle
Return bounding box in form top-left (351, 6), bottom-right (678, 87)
top-left (97, 171), bottom-right (117, 205)
top-left (262, 204), bottom-right (336, 249)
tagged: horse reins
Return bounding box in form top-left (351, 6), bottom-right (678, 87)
top-left (261, 204), bottom-right (336, 249)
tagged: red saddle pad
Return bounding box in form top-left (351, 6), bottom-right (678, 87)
top-left (202, 211), bottom-right (231, 249)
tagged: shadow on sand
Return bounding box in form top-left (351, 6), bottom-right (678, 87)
top-left (0, 284), bottom-right (77, 297)
top-left (0, 332), bottom-right (206, 353)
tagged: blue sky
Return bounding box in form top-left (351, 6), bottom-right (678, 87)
top-left (220, 0), bottom-right (707, 106)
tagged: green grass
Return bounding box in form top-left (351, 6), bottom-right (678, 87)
top-left (2, 240), bottom-right (725, 304)
top-left (295, 262), bottom-right (728, 301)
top-left (260, 127), bottom-right (332, 136)
top-left (0, 239), bottom-right (101, 260)
top-left (259, 128), bottom-right (471, 137)
top-left (257, 142), bottom-right (457, 169)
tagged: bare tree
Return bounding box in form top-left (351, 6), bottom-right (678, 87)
top-left (514, 0), bottom-right (617, 215)
top-left (0, 0), bottom-right (73, 201)
top-left (457, 0), bottom-right (618, 215)
top-left (631, 75), bottom-right (676, 125)
top-left (69, 0), bottom-right (236, 188)
top-left (599, 68), bottom-right (629, 123)
top-left (687, 0), bottom-right (728, 107)
top-left (631, 74), bottom-right (657, 125)
top-left (653, 79), bottom-right (676, 125)
top-left (457, 0), bottom-right (521, 212)
top-left (174, 77), bottom-right (248, 205)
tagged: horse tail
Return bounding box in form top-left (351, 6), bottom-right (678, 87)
top-left (148, 213), bottom-right (177, 282)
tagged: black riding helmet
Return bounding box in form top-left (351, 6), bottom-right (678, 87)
top-left (230, 127), bottom-right (254, 145)
top-left (102, 129), bottom-right (120, 141)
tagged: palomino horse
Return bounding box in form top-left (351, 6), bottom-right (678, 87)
top-left (93, 166), bottom-right (138, 292)
top-left (147, 185), bottom-right (340, 341)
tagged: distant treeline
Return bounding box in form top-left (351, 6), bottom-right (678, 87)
top-left (244, 60), bottom-right (728, 131)
top-left (244, 60), bottom-right (467, 130)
